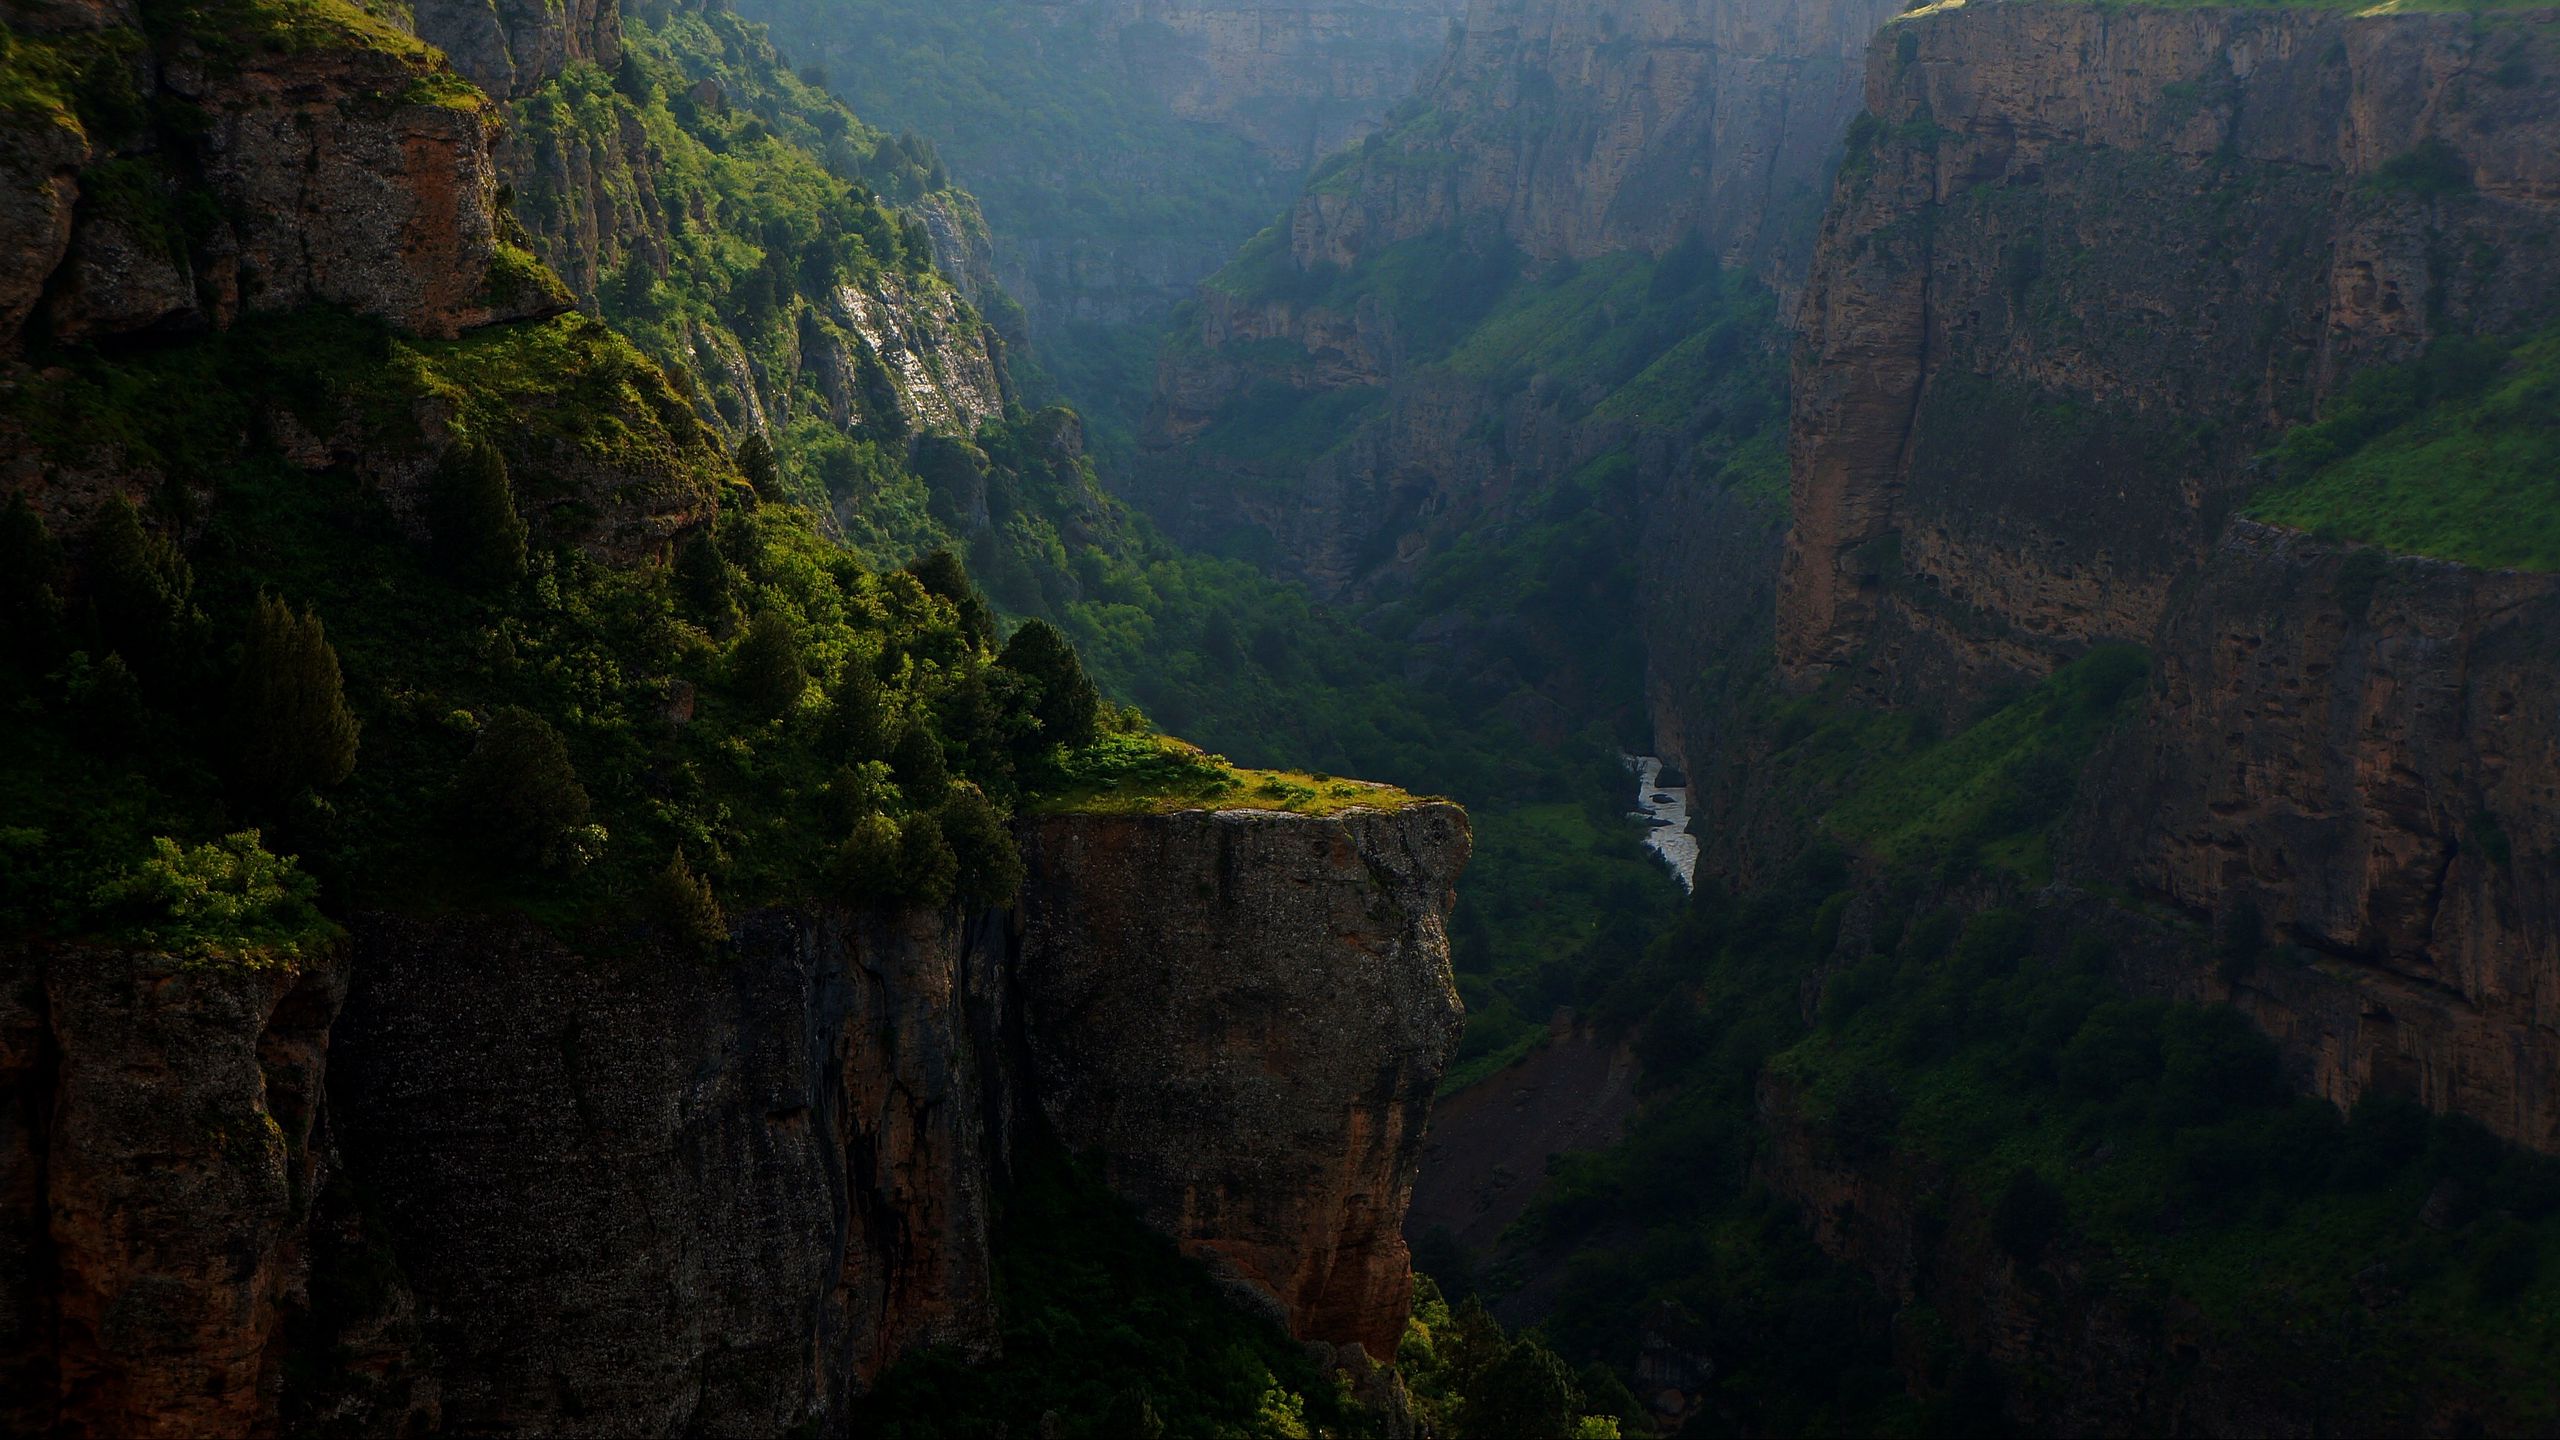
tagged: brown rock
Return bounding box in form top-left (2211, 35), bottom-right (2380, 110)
top-left (1015, 804), bottom-right (1469, 1357)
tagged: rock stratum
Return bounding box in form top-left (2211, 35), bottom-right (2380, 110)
top-left (4, 802), bottom-right (1468, 1435)
top-left (1750, 0), bottom-right (2560, 1152)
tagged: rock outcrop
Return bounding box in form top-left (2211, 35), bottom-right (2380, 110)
top-left (415, 0), bottom-right (622, 99)
top-left (1747, 1), bottom-right (2560, 1152)
top-left (1, 944), bottom-right (345, 1440)
top-left (1015, 805), bottom-right (1469, 1359)
top-left (2, 805), bottom-right (1467, 1435)
top-left (1, 1), bottom-right (564, 356)
top-left (1777, 0), bottom-right (2560, 694)
top-left (2081, 524), bottom-right (2560, 1151)
top-left (1281, 0), bottom-right (1904, 281)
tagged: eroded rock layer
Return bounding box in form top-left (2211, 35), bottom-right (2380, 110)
top-left (1017, 805), bottom-right (1470, 1359)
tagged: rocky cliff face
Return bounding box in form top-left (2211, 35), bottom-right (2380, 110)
top-left (2, 805), bottom-right (1466, 1434)
top-left (416, 0), bottom-right (622, 99)
top-left (1281, 0), bottom-right (1902, 280)
top-left (1777, 0), bottom-right (2560, 694)
top-left (1751, 1), bottom-right (2560, 1152)
top-left (2081, 523), bottom-right (2560, 1151)
top-left (1, 944), bottom-right (344, 1439)
top-left (1015, 805), bottom-right (1469, 1359)
top-left (1092, 0), bottom-right (1464, 174)
top-left (1, 0), bottom-right (566, 358)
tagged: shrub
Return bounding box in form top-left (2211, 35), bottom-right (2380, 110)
top-left (231, 594), bottom-right (361, 809)
top-left (454, 706), bottom-right (594, 870)
top-left (429, 436), bottom-right (529, 587)
top-left (89, 831), bottom-right (336, 965)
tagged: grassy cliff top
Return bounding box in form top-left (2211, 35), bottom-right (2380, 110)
top-left (1028, 733), bottom-right (1437, 819)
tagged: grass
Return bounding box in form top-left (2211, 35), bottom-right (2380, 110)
top-left (2247, 328), bottom-right (2560, 571)
top-left (1026, 732), bottom-right (1435, 818)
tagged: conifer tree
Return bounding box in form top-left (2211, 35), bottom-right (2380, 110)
top-left (936, 785), bottom-right (1023, 910)
top-left (890, 722), bottom-right (950, 805)
top-left (430, 436), bottom-right (529, 587)
top-left (455, 706), bottom-right (592, 870)
top-left (996, 619), bottom-right (1100, 748)
top-left (906, 547), bottom-right (995, 649)
top-left (0, 493), bottom-right (66, 671)
top-left (84, 497), bottom-right (193, 673)
top-left (736, 432), bottom-right (783, 499)
top-left (733, 609), bottom-right (808, 716)
top-left (835, 813), bottom-right (903, 907)
top-left (231, 594), bottom-right (360, 807)
top-left (896, 809), bottom-right (958, 908)
top-left (674, 528), bottom-right (738, 631)
top-left (652, 847), bottom-right (727, 954)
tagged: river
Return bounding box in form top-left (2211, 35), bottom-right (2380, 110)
top-left (1622, 754), bottom-right (1697, 892)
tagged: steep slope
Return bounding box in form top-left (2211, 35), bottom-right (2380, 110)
top-left (739, 0), bottom-right (1464, 443)
top-left (0, 0), bottom-right (1475, 1432)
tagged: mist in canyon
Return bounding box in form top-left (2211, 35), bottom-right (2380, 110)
top-left (5, 0), bottom-right (2560, 1434)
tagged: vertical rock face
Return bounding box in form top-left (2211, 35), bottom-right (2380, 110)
top-left (1, 7), bottom-right (564, 356)
top-left (1015, 805), bottom-right (1469, 1359)
top-left (2080, 524), bottom-right (2560, 1151)
top-left (1097, 0), bottom-right (1465, 173)
top-left (414, 0), bottom-right (623, 99)
top-left (1284, 0), bottom-right (1904, 279)
top-left (1747, 1), bottom-right (2560, 1153)
top-left (1, 945), bottom-right (345, 1439)
top-left (1776, 1), bottom-right (2560, 694)
top-left (323, 909), bottom-right (1008, 1435)
top-left (0, 806), bottom-right (1465, 1434)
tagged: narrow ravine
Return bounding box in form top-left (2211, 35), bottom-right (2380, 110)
top-left (1622, 753), bottom-right (1696, 892)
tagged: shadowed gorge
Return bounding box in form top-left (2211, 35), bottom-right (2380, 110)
top-left (8, 0), bottom-right (2560, 1433)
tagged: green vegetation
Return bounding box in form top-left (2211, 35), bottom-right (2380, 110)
top-left (2247, 327), bottom-right (2560, 571)
top-left (1029, 732), bottom-right (1430, 818)
top-left (85, 831), bottom-right (339, 967)
top-left (737, 0), bottom-right (1305, 454)
top-left (853, 1149), bottom-right (1375, 1439)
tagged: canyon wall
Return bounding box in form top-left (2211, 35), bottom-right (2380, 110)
top-left (1131, 0), bottom-right (1896, 618)
top-left (1778, 0), bottom-right (2560, 696)
top-left (1281, 0), bottom-right (1904, 280)
top-left (1016, 805), bottom-right (1469, 1360)
top-left (1750, 0), bottom-right (2560, 1151)
top-left (3, 805), bottom-right (1468, 1434)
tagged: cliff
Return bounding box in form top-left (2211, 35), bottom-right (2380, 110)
top-left (1739, 0), bottom-right (2560, 1155)
top-left (1281, 0), bottom-right (1904, 280)
top-left (2082, 523), bottom-right (2560, 1151)
top-left (5, 803), bottom-right (1467, 1434)
top-left (1, 0), bottom-right (567, 357)
top-left (1016, 805), bottom-right (1469, 1359)
top-left (1777, 0), bottom-right (2560, 695)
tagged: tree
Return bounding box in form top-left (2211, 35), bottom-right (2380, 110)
top-left (430, 436), bottom-right (529, 587)
top-left (674, 528), bottom-right (738, 631)
top-left (732, 609), bottom-right (808, 716)
top-left (891, 723), bottom-right (950, 806)
top-left (826, 660), bottom-right (886, 760)
top-left (455, 706), bottom-right (592, 870)
top-left (651, 848), bottom-right (727, 954)
top-left (1, 493), bottom-right (66, 670)
top-left (735, 432), bottom-right (784, 499)
top-left (906, 547), bottom-right (994, 649)
top-left (231, 594), bottom-right (360, 808)
top-left (896, 810), bottom-right (958, 909)
top-left (84, 496), bottom-right (193, 674)
top-left (997, 619), bottom-right (1100, 748)
top-left (936, 785), bottom-right (1023, 910)
top-left (835, 813), bottom-right (904, 907)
